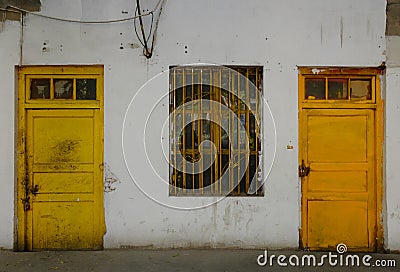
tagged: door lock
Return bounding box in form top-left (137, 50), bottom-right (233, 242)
top-left (299, 160), bottom-right (310, 178)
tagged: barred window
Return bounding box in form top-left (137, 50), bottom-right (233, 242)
top-left (169, 66), bottom-right (263, 196)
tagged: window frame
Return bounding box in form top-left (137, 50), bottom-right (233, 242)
top-left (168, 65), bottom-right (264, 197)
top-left (298, 67), bottom-right (383, 107)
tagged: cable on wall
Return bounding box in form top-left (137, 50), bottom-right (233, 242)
top-left (134, 0), bottom-right (166, 58)
top-left (6, 0), bottom-right (164, 24)
top-left (2, 0), bottom-right (166, 61)
top-left (135, 0), bottom-right (151, 57)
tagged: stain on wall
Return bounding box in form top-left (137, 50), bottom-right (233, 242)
top-left (104, 163), bottom-right (120, 192)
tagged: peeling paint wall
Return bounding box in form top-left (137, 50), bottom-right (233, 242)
top-left (0, 0), bottom-right (390, 249)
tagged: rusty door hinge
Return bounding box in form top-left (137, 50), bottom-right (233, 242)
top-left (299, 160), bottom-right (310, 178)
top-left (22, 183), bottom-right (39, 211)
top-left (21, 196), bottom-right (30, 211)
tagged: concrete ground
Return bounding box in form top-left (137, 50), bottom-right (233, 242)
top-left (0, 249), bottom-right (398, 272)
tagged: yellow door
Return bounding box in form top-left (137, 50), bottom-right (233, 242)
top-left (26, 109), bottom-right (103, 250)
top-left (300, 109), bottom-right (376, 251)
top-left (17, 66), bottom-right (104, 251)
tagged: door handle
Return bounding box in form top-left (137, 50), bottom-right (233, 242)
top-left (299, 160), bottom-right (310, 178)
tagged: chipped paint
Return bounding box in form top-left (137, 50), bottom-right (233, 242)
top-left (311, 68), bottom-right (325, 75)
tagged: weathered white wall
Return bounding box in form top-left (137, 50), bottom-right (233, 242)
top-left (0, 20), bottom-right (19, 248)
top-left (385, 67), bottom-right (400, 251)
top-left (0, 0), bottom-right (389, 249)
top-left (385, 29), bottom-right (400, 250)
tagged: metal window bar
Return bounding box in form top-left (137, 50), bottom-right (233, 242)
top-left (229, 70), bottom-right (234, 193)
top-left (245, 69), bottom-right (250, 193)
top-left (255, 69), bottom-right (260, 193)
top-left (236, 70), bottom-right (242, 194)
top-left (182, 69), bottom-right (186, 192)
top-left (170, 66), bottom-right (263, 196)
top-left (199, 69), bottom-right (204, 194)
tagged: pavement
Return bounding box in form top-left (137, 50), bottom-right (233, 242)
top-left (0, 248), bottom-right (399, 272)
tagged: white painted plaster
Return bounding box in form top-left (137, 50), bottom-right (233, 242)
top-left (385, 68), bottom-right (400, 251)
top-left (0, 20), bottom-right (20, 248)
top-left (387, 36), bottom-right (400, 67)
top-left (0, 0), bottom-right (391, 249)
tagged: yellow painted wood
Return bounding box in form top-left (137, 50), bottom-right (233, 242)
top-left (301, 109), bottom-right (375, 251)
top-left (16, 66), bottom-right (104, 251)
top-left (32, 202), bottom-right (94, 250)
top-left (298, 66), bottom-right (384, 76)
top-left (300, 103), bottom-right (377, 109)
top-left (16, 67), bottom-right (27, 252)
top-left (308, 171), bottom-right (367, 192)
top-left (375, 75), bottom-right (384, 250)
top-left (308, 201), bottom-right (369, 250)
top-left (298, 69), bottom-right (383, 252)
top-left (34, 172), bottom-right (94, 193)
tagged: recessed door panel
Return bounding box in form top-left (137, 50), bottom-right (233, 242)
top-left (300, 109), bottom-right (376, 252)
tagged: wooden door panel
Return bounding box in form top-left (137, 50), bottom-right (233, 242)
top-left (32, 202), bottom-right (94, 249)
top-left (26, 109), bottom-right (102, 250)
top-left (33, 172), bottom-right (94, 193)
top-left (301, 109), bottom-right (375, 251)
top-left (308, 170), bottom-right (367, 192)
top-left (307, 114), bottom-right (368, 163)
top-left (31, 112), bottom-right (94, 164)
top-left (308, 200), bottom-right (369, 249)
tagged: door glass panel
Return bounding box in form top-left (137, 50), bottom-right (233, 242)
top-left (350, 79), bottom-right (371, 100)
top-left (30, 79), bottom-right (50, 99)
top-left (76, 79), bottom-right (97, 100)
top-left (305, 78), bottom-right (325, 100)
top-left (328, 78), bottom-right (348, 100)
top-left (54, 79), bottom-right (73, 99)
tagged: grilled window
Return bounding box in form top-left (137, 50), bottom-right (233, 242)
top-left (169, 66), bottom-right (263, 196)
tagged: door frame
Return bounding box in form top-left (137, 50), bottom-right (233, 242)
top-left (298, 66), bottom-right (384, 252)
top-left (15, 65), bottom-right (105, 251)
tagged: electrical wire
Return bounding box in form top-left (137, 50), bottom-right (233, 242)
top-left (6, 0), bottom-right (163, 24)
top-left (147, 0), bottom-right (166, 57)
top-left (2, 0), bottom-right (166, 60)
top-left (135, 0), bottom-right (151, 57)
top-left (134, 0), bottom-right (166, 58)
top-left (134, 5), bottom-right (153, 48)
